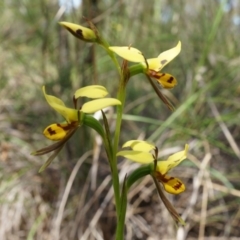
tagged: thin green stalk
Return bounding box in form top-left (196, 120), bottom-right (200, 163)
top-left (84, 114), bottom-right (121, 214)
top-left (98, 40), bottom-right (128, 230)
top-left (111, 83), bottom-right (126, 219)
top-left (103, 137), bottom-right (121, 216)
top-left (100, 43), bottom-right (129, 236)
top-left (110, 153), bottom-right (121, 216)
top-left (97, 41), bottom-right (124, 217)
top-left (93, 119), bottom-right (121, 216)
top-left (96, 115), bottom-right (121, 216)
top-left (116, 176), bottom-right (127, 240)
top-left (112, 77), bottom-right (127, 237)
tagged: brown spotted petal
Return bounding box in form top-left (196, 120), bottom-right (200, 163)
top-left (148, 71), bottom-right (177, 89)
top-left (156, 173), bottom-right (185, 194)
top-left (43, 122), bottom-right (79, 141)
top-left (59, 22), bottom-right (97, 42)
top-left (156, 41), bottom-right (181, 70)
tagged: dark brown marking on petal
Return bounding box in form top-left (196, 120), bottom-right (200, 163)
top-left (155, 172), bottom-right (174, 183)
top-left (76, 29), bottom-right (83, 38)
top-left (162, 175), bottom-right (174, 183)
top-left (161, 59), bottom-right (167, 65)
top-left (167, 77), bottom-right (174, 83)
top-left (173, 181), bottom-right (182, 190)
top-left (57, 122), bottom-right (78, 131)
top-left (47, 127), bottom-right (56, 136)
top-left (65, 27), bottom-right (84, 40)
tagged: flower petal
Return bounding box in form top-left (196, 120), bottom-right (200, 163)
top-left (59, 22), bottom-right (97, 42)
top-left (117, 150), bottom-right (154, 164)
top-left (150, 72), bottom-right (177, 89)
top-left (43, 122), bottom-right (78, 141)
top-left (154, 177), bottom-right (185, 224)
top-left (74, 85), bottom-right (108, 99)
top-left (43, 86), bottom-right (79, 122)
top-left (145, 58), bottom-right (162, 71)
top-left (160, 176), bottom-right (185, 194)
top-left (43, 86), bottom-right (66, 107)
top-left (122, 140), bottom-right (155, 152)
top-left (157, 144), bottom-right (189, 175)
top-left (141, 41), bottom-right (181, 72)
top-left (109, 46), bottom-right (145, 62)
top-left (81, 98), bottom-right (121, 113)
top-left (42, 86), bottom-right (78, 122)
top-left (157, 41), bottom-right (181, 70)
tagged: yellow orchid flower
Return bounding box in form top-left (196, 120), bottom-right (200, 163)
top-left (117, 140), bottom-right (189, 194)
top-left (109, 41), bottom-right (181, 89)
top-left (33, 85), bottom-right (121, 172)
top-left (42, 85), bottom-right (120, 141)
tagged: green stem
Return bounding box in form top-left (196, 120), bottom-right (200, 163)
top-left (116, 177), bottom-right (127, 240)
top-left (84, 115), bottom-right (121, 215)
top-left (112, 77), bottom-right (127, 239)
top-left (111, 83), bottom-right (126, 220)
top-left (96, 38), bottom-right (124, 217)
top-left (98, 37), bottom-right (129, 237)
top-left (111, 161), bottom-right (121, 216)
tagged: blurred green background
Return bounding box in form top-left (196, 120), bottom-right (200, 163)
top-left (1, 0), bottom-right (240, 239)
